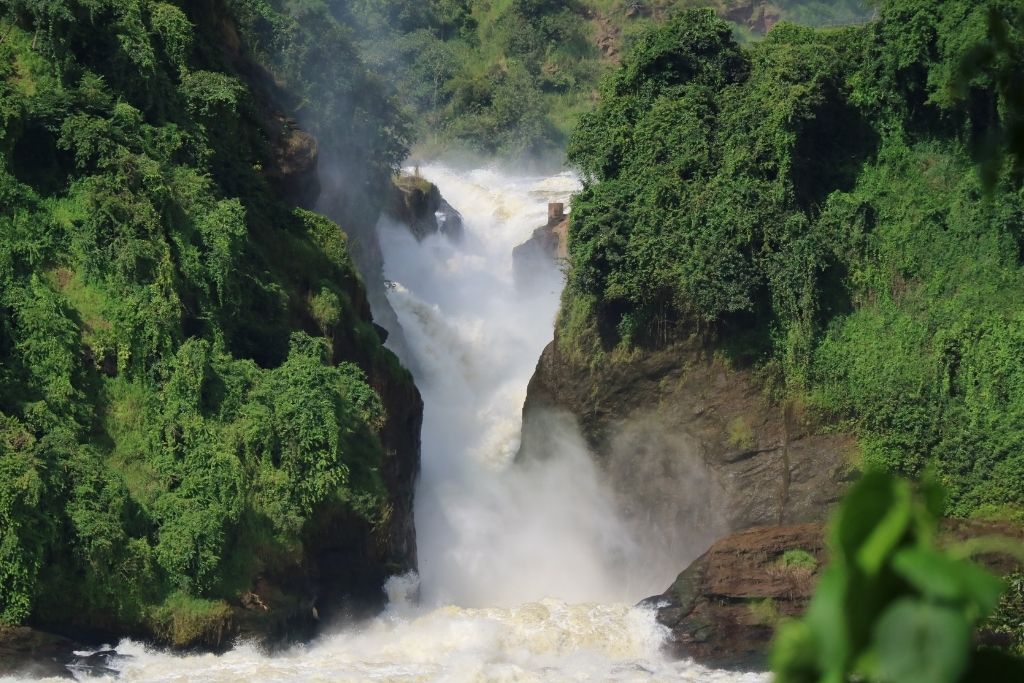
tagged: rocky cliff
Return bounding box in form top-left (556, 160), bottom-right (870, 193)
top-left (519, 322), bottom-right (858, 666)
top-left (384, 174), bottom-right (464, 242)
top-left (513, 203), bottom-right (569, 290)
top-left (521, 337), bottom-right (856, 545)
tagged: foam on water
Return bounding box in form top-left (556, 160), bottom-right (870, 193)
top-left (3, 599), bottom-right (766, 682)
top-left (3, 164), bottom-right (768, 683)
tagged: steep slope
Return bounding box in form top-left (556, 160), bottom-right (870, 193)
top-left (529, 0), bottom-right (1024, 529)
top-left (0, 0), bottom-right (419, 647)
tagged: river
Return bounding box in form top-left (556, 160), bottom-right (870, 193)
top-left (3, 165), bottom-right (768, 683)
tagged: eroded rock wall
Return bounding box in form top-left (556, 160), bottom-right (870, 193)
top-left (521, 339), bottom-right (855, 543)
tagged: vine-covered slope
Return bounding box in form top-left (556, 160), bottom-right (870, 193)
top-left (338, 0), bottom-right (875, 157)
top-left (559, 0), bottom-right (1024, 518)
top-left (0, 0), bottom-right (417, 645)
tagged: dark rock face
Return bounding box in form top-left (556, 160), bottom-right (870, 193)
top-left (264, 116), bottom-right (320, 208)
top-left (384, 175), bottom-right (464, 242)
top-left (519, 336), bottom-right (855, 665)
top-left (521, 339), bottom-right (856, 541)
top-left (723, 1), bottom-right (781, 35)
top-left (0, 628), bottom-right (132, 679)
top-left (0, 626), bottom-right (78, 679)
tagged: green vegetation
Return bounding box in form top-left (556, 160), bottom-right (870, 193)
top-left (561, 1), bottom-right (1024, 519)
top-left (749, 596), bottom-right (781, 626)
top-left (990, 572), bottom-right (1024, 655)
top-left (772, 471), bottom-right (1024, 682)
top-left (779, 549), bottom-right (819, 572)
top-left (338, 0), bottom-right (874, 158)
top-left (0, 0), bottom-right (411, 640)
top-left (727, 416), bottom-right (756, 450)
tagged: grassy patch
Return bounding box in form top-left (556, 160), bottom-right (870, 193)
top-left (147, 593), bottom-right (233, 649)
top-left (777, 549), bottom-right (818, 572)
top-left (748, 597), bottom-right (781, 626)
top-left (726, 417), bottom-right (756, 451)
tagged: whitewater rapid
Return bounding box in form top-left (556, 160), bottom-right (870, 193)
top-left (3, 165), bottom-right (768, 683)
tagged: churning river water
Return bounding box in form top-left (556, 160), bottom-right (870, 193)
top-left (4, 165), bottom-right (768, 683)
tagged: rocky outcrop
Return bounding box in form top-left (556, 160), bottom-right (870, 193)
top-left (645, 524), bottom-right (825, 669)
top-left (513, 203), bottom-right (569, 289)
top-left (263, 115), bottom-right (320, 208)
top-left (0, 626), bottom-right (79, 679)
top-left (722, 1), bottom-right (781, 35)
top-left (384, 174), bottom-right (464, 241)
top-left (645, 520), bottom-right (1024, 669)
top-left (521, 338), bottom-right (856, 545)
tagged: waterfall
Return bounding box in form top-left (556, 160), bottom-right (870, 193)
top-left (5, 165), bottom-right (768, 683)
top-left (379, 164), bottom-right (667, 607)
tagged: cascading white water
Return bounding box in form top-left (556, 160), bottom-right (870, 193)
top-left (379, 165), bottom-right (675, 607)
top-left (2, 165), bottom-right (769, 683)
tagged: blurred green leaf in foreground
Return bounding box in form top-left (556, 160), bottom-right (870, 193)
top-left (772, 471), bottom-right (1024, 683)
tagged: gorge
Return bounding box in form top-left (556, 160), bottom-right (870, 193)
top-left (3, 1), bottom-right (1024, 681)
top-left (2, 165), bottom-right (772, 682)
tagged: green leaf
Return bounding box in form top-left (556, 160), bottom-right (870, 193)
top-left (952, 561), bottom-right (1007, 620)
top-left (832, 472), bottom-right (912, 573)
top-left (892, 548), bottom-right (968, 601)
top-left (892, 548), bottom-right (1005, 619)
top-left (874, 599), bottom-right (971, 683)
top-left (803, 566), bottom-right (850, 678)
top-left (832, 472), bottom-right (897, 558)
top-left (856, 479), bottom-right (912, 575)
top-left (918, 471), bottom-right (948, 521)
top-left (770, 620), bottom-right (819, 683)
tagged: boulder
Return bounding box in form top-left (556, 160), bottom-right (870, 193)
top-left (384, 174), bottom-right (464, 241)
top-left (645, 519), bottom-right (1024, 669)
top-left (0, 625), bottom-right (78, 679)
top-left (644, 523), bottom-right (825, 670)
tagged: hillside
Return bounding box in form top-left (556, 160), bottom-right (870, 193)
top-left (0, 0), bottom-right (419, 646)
top-left (550, 0), bottom-right (1024, 523)
top-left (339, 0), bottom-right (875, 158)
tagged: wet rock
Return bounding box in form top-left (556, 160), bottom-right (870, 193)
top-left (66, 650), bottom-right (125, 678)
top-left (644, 524), bottom-right (825, 670)
top-left (512, 203), bottom-right (569, 289)
top-left (645, 519), bottom-right (1024, 669)
top-left (0, 625), bottom-right (79, 679)
top-left (385, 174), bottom-right (464, 241)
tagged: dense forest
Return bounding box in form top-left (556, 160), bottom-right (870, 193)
top-left (0, 0), bottom-right (416, 644)
top-left (339, 0), bottom-right (877, 157)
top-left (562, 0), bottom-right (1024, 520)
